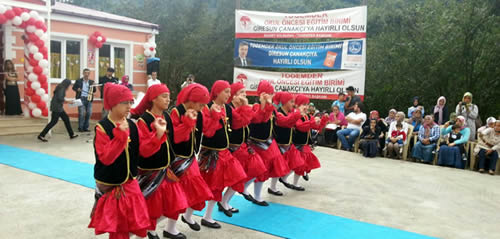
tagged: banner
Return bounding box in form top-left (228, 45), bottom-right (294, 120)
top-left (233, 67), bottom-right (365, 100)
top-left (235, 6), bottom-right (367, 39)
top-left (234, 39), bottom-right (365, 70)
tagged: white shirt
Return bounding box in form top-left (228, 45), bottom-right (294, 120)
top-left (346, 112), bottom-right (367, 130)
top-left (147, 78), bottom-right (161, 88)
top-left (240, 57), bottom-right (247, 66)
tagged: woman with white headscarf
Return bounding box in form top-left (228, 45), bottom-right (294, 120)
top-left (438, 116), bottom-right (470, 169)
top-left (456, 92), bottom-right (478, 140)
top-left (433, 96), bottom-right (449, 125)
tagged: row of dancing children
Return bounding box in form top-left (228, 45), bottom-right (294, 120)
top-left (88, 80), bottom-right (327, 239)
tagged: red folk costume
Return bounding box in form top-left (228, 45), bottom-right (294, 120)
top-left (198, 80), bottom-right (247, 201)
top-left (273, 92), bottom-right (305, 171)
top-left (248, 81), bottom-right (289, 182)
top-left (130, 84), bottom-right (188, 231)
top-left (88, 84), bottom-right (150, 239)
top-left (293, 94), bottom-right (328, 176)
top-left (228, 82), bottom-right (266, 184)
top-left (169, 84), bottom-right (213, 211)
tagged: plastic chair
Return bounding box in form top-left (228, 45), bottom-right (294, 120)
top-left (401, 124), bottom-right (414, 161)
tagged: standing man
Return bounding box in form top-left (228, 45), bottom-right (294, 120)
top-left (181, 74), bottom-right (195, 89)
top-left (73, 68), bottom-right (95, 132)
top-left (147, 71), bottom-right (161, 88)
top-left (234, 42), bottom-right (252, 67)
top-left (344, 86), bottom-right (361, 115)
top-left (99, 67), bottom-right (118, 119)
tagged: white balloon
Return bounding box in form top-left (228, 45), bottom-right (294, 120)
top-left (28, 73), bottom-right (38, 82)
top-left (29, 11), bottom-right (39, 19)
top-left (144, 49), bottom-right (152, 56)
top-left (42, 68), bottom-right (49, 75)
top-left (29, 45), bottom-right (39, 54)
top-left (97, 36), bottom-right (102, 42)
top-left (36, 88), bottom-right (45, 96)
top-left (12, 16), bottom-right (22, 26)
top-left (37, 16), bottom-right (44, 22)
top-left (21, 12), bottom-right (30, 21)
top-left (34, 52), bottom-right (43, 61)
top-left (6, 6), bottom-right (12, 10)
top-left (151, 42), bottom-right (157, 48)
top-left (38, 59), bottom-right (49, 68)
top-left (32, 108), bottom-right (42, 117)
top-left (41, 34), bottom-right (48, 42)
top-left (35, 29), bottom-right (44, 37)
top-left (27, 26), bottom-right (36, 33)
top-left (28, 102), bottom-right (37, 110)
top-left (42, 94), bottom-right (49, 102)
top-left (143, 42), bottom-right (149, 48)
top-left (31, 81), bottom-right (41, 90)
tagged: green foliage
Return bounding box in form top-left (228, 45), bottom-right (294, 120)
top-left (64, 0), bottom-right (499, 120)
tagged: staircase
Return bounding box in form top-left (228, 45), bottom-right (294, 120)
top-left (0, 115), bottom-right (46, 136)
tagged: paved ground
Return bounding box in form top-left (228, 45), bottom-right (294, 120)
top-left (1, 133), bottom-right (499, 239)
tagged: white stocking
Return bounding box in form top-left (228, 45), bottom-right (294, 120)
top-left (254, 181), bottom-right (264, 202)
top-left (202, 200), bottom-right (216, 223)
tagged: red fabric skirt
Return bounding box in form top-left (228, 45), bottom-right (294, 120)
top-left (144, 179), bottom-right (188, 227)
top-left (179, 160), bottom-right (213, 211)
top-left (233, 143), bottom-right (267, 181)
top-left (294, 145), bottom-right (321, 176)
top-left (283, 144), bottom-right (305, 171)
top-left (88, 179), bottom-right (150, 237)
top-left (200, 149), bottom-right (247, 202)
top-left (252, 139), bottom-right (289, 182)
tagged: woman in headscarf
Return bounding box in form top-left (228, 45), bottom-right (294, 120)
top-left (438, 116), bottom-right (470, 169)
top-left (456, 92), bottom-right (479, 140)
top-left (385, 109), bottom-right (397, 126)
top-left (119, 75), bottom-right (133, 91)
top-left (386, 111), bottom-right (409, 159)
top-left (476, 120), bottom-right (500, 175)
top-left (408, 108), bottom-right (423, 134)
top-left (408, 96), bottom-right (424, 118)
top-left (411, 115), bottom-right (441, 163)
top-left (325, 105), bottom-right (347, 145)
top-left (363, 110), bottom-right (388, 151)
top-left (473, 117), bottom-right (497, 156)
top-left (433, 96), bottom-right (449, 125)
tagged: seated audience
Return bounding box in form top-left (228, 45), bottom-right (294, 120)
top-left (408, 96), bottom-right (424, 118)
top-left (475, 120), bottom-right (500, 175)
top-left (324, 105), bottom-right (347, 145)
top-left (337, 102), bottom-right (366, 151)
top-left (438, 116), bottom-right (470, 169)
top-left (411, 115), bottom-right (441, 163)
top-left (359, 119), bottom-right (381, 158)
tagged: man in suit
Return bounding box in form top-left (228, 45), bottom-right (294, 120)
top-left (234, 41), bottom-right (252, 67)
top-left (72, 68), bottom-right (95, 132)
top-left (99, 67), bottom-right (118, 119)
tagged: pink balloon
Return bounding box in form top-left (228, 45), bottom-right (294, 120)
top-left (19, 22), bottom-right (27, 28)
top-left (0, 15), bottom-right (7, 24)
top-left (30, 59), bottom-right (39, 67)
top-left (94, 31), bottom-right (102, 36)
top-left (41, 25), bottom-right (47, 32)
top-left (13, 7), bottom-right (23, 15)
top-left (25, 88), bottom-right (35, 96)
top-left (31, 95), bottom-right (41, 103)
top-left (26, 18), bottom-right (36, 25)
top-left (96, 42), bottom-right (103, 48)
top-left (38, 75), bottom-right (47, 83)
top-left (35, 21), bottom-right (45, 29)
top-left (33, 66), bottom-right (43, 74)
top-left (26, 81), bottom-right (32, 89)
top-left (29, 34), bottom-right (39, 42)
top-left (149, 47), bottom-right (154, 51)
top-left (37, 102), bottom-right (46, 110)
top-left (39, 47), bottom-right (48, 55)
top-left (101, 36), bottom-right (106, 43)
top-left (90, 35), bottom-right (97, 44)
top-left (35, 39), bottom-right (44, 48)
top-left (41, 82), bottom-right (48, 89)
top-left (42, 108), bottom-right (48, 117)
top-left (42, 52), bottom-right (48, 60)
top-left (5, 10), bottom-right (15, 20)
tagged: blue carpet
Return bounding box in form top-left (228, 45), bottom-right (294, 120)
top-left (0, 144), bottom-right (436, 239)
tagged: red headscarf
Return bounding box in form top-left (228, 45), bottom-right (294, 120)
top-left (273, 92), bottom-right (293, 105)
top-left (295, 94), bottom-right (309, 106)
top-left (369, 110), bottom-right (380, 120)
top-left (103, 83), bottom-right (134, 110)
top-left (130, 84), bottom-right (170, 116)
top-left (210, 80), bottom-right (230, 100)
top-left (229, 82), bottom-right (245, 103)
top-left (176, 83), bottom-right (210, 105)
top-left (257, 80), bottom-right (274, 95)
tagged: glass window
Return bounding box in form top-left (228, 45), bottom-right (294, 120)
top-left (99, 44), bottom-right (111, 77)
top-left (114, 47), bottom-right (125, 80)
top-left (50, 40), bottom-right (61, 78)
top-left (66, 40), bottom-right (80, 80)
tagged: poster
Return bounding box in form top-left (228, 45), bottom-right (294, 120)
top-left (235, 6), bottom-right (367, 38)
top-left (233, 67), bottom-right (365, 100)
top-left (234, 38), bottom-right (365, 70)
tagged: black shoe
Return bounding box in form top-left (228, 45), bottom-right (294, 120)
top-left (163, 230), bottom-right (186, 239)
top-left (241, 193), bottom-right (255, 202)
top-left (70, 134), bottom-right (79, 139)
top-left (78, 128), bottom-right (83, 132)
top-left (37, 135), bottom-right (48, 142)
top-left (217, 202), bottom-right (232, 217)
top-left (267, 188), bottom-right (283, 196)
top-left (252, 199), bottom-right (269, 206)
top-left (302, 174), bottom-right (309, 181)
top-left (201, 218), bottom-right (221, 229)
top-left (230, 207), bottom-right (239, 213)
top-left (147, 232), bottom-right (160, 239)
top-left (291, 185), bottom-right (305, 191)
top-left (181, 215), bottom-right (200, 231)
top-left (83, 129), bottom-right (91, 132)
top-left (279, 178), bottom-right (294, 189)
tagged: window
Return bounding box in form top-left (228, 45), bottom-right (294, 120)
top-left (50, 39), bottom-right (82, 81)
top-left (99, 44), bottom-right (127, 80)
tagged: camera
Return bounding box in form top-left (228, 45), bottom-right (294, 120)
top-left (449, 120), bottom-right (456, 125)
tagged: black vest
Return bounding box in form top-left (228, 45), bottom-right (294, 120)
top-left (228, 103), bottom-right (249, 145)
top-left (202, 102), bottom-right (231, 150)
top-left (249, 109), bottom-right (275, 141)
top-left (293, 115), bottom-right (311, 145)
top-left (273, 108), bottom-right (294, 145)
top-left (94, 118), bottom-right (139, 185)
top-left (137, 111), bottom-right (175, 170)
top-left (171, 104), bottom-right (203, 158)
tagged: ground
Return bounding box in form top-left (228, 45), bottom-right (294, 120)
top-left (0, 133), bottom-right (499, 239)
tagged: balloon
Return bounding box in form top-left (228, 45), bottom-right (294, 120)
top-left (42, 52), bottom-right (48, 60)
top-left (27, 25), bottom-right (36, 33)
top-left (31, 94), bottom-right (41, 103)
top-left (33, 66), bottom-right (43, 74)
top-left (96, 42), bottom-right (103, 48)
top-left (28, 33), bottom-right (39, 42)
top-left (35, 20), bottom-right (44, 29)
top-left (26, 17), bottom-right (35, 25)
top-left (0, 5), bottom-right (6, 14)
top-left (38, 59), bottom-right (49, 68)
top-left (0, 15), bottom-right (7, 25)
top-left (90, 35), bottom-right (97, 44)
top-left (35, 39), bottom-right (44, 48)
top-left (19, 22), bottom-right (27, 28)
top-left (29, 10), bottom-right (39, 19)
top-left (36, 101), bottom-right (46, 110)
top-left (101, 36), bottom-right (106, 42)
top-left (143, 42), bottom-right (149, 48)
top-left (13, 7), bottom-right (23, 15)
top-left (29, 45), bottom-right (39, 54)
top-left (36, 88), bottom-right (45, 96)
top-left (42, 68), bottom-right (49, 75)
top-left (28, 73), bottom-right (38, 81)
top-left (94, 31), bottom-right (102, 36)
top-left (149, 47), bottom-right (154, 51)
top-left (144, 49), bottom-right (152, 56)
top-left (29, 59), bottom-right (38, 67)
top-left (31, 81), bottom-right (41, 90)
top-left (97, 36), bottom-right (102, 42)
top-left (34, 52), bottom-right (43, 61)
top-left (32, 108), bottom-right (42, 117)
top-left (4, 10), bottom-right (15, 20)
top-left (35, 29), bottom-right (44, 37)
top-left (21, 12), bottom-right (30, 21)
top-left (151, 42), bottom-right (157, 48)
top-left (40, 34), bottom-right (48, 42)
top-left (42, 94), bottom-right (49, 102)
top-left (25, 88), bottom-right (35, 97)
top-left (12, 16), bottom-right (22, 25)
top-left (28, 102), bottom-right (37, 110)
top-left (38, 74), bottom-right (47, 83)
top-left (39, 46), bottom-right (48, 54)
top-left (41, 82), bottom-right (48, 89)
top-left (42, 108), bottom-right (48, 117)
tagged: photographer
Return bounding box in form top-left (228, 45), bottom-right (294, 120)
top-left (181, 74), bottom-right (195, 89)
top-left (455, 92), bottom-right (478, 140)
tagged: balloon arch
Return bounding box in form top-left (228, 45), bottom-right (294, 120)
top-left (0, 4), bottom-right (49, 117)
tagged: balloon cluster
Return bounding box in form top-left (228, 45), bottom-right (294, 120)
top-left (0, 4), bottom-right (49, 117)
top-left (89, 31), bottom-right (106, 48)
top-left (143, 40), bottom-right (157, 58)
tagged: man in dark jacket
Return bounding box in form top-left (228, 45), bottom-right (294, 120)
top-left (98, 67), bottom-right (118, 119)
top-left (72, 68), bottom-right (95, 132)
